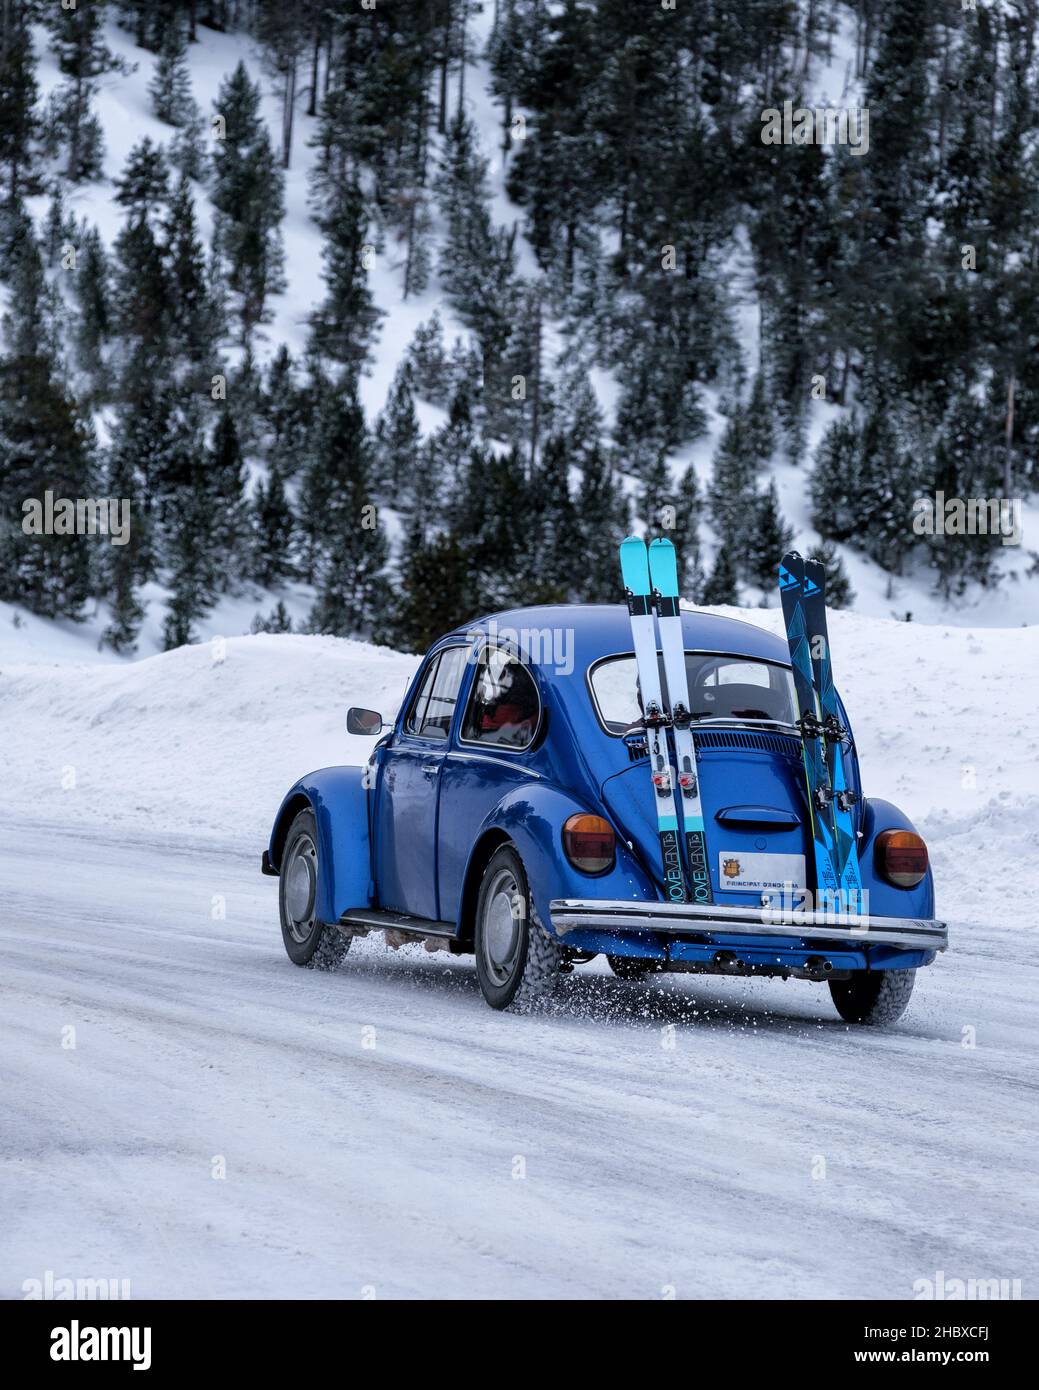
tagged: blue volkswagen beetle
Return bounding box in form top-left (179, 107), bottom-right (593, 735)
top-left (262, 604), bottom-right (946, 1021)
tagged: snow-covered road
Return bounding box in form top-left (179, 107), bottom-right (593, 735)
top-left (3, 820), bottom-right (1035, 1300)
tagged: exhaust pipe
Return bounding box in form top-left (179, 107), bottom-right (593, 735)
top-left (804, 954), bottom-right (833, 975)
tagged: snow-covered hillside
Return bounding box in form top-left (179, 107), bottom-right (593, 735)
top-left (10, 5), bottom-right (1036, 659)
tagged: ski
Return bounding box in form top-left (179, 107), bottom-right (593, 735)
top-left (619, 535), bottom-right (690, 903)
top-left (648, 537), bottom-right (713, 904)
top-left (778, 552), bottom-right (841, 909)
top-left (801, 557), bottom-right (864, 912)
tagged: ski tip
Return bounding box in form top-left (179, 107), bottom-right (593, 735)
top-left (648, 536), bottom-right (674, 550)
top-left (619, 535), bottom-right (651, 590)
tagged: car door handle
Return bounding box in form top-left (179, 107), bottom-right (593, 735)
top-left (422, 764), bottom-right (439, 778)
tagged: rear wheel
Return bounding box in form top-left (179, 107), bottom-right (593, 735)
top-left (829, 968), bottom-right (915, 1025)
top-left (474, 845), bottom-right (562, 1011)
top-left (279, 808), bottom-right (352, 971)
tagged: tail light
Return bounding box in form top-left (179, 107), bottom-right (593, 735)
top-left (563, 814), bottom-right (615, 874)
top-left (876, 829), bottom-right (928, 888)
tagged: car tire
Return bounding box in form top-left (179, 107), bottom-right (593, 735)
top-left (607, 955), bottom-right (655, 982)
top-left (829, 968), bottom-right (915, 1025)
top-left (279, 808), bottom-right (352, 971)
top-left (474, 845), bottom-right (562, 1011)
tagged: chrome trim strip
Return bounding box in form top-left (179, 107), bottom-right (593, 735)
top-left (444, 750), bottom-right (542, 779)
top-left (549, 898), bottom-right (948, 950)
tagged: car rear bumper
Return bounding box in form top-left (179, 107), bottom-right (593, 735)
top-left (549, 898), bottom-right (948, 951)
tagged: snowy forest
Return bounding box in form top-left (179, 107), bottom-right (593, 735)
top-left (1, 0), bottom-right (1037, 654)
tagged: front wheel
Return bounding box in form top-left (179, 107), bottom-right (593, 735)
top-left (829, 968), bottom-right (915, 1025)
top-left (474, 845), bottom-right (562, 1011)
top-left (279, 808), bottom-right (352, 971)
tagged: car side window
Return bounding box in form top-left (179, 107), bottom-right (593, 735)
top-left (405, 646), bottom-right (468, 740)
top-left (461, 648), bottom-right (540, 750)
top-left (405, 655), bottom-right (441, 736)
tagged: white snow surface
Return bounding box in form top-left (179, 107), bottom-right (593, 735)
top-left (2, 615), bottom-right (1038, 1298)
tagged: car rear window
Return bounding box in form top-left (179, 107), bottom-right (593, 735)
top-left (590, 652), bottom-right (798, 733)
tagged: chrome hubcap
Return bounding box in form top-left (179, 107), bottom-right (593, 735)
top-left (482, 869), bottom-right (523, 986)
top-left (284, 834), bottom-right (317, 943)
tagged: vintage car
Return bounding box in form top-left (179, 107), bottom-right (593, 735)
top-left (262, 604), bottom-right (946, 1021)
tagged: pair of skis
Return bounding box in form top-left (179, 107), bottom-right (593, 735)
top-left (620, 535), bottom-right (713, 906)
top-left (778, 552), bottom-right (863, 914)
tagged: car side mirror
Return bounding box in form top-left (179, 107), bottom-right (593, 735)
top-left (347, 707), bottom-right (384, 736)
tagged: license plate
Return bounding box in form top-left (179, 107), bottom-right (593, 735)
top-left (717, 852), bottom-right (806, 892)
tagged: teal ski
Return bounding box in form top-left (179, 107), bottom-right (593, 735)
top-left (648, 537), bottom-right (713, 904)
top-left (619, 536), bottom-right (689, 903)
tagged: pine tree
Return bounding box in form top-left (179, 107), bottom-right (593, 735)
top-left (810, 415), bottom-right (861, 542)
top-left (115, 137), bottom-right (170, 221)
top-left (574, 440), bottom-right (630, 603)
top-left (701, 544), bottom-right (738, 606)
top-left (304, 383), bottom-right (390, 639)
top-left (406, 312), bottom-right (451, 405)
top-left (809, 540), bottom-right (854, 610)
top-left (42, 187), bottom-right (76, 266)
top-left (251, 600), bottom-right (294, 634)
top-left (262, 344), bottom-right (310, 476)
top-left (99, 399), bottom-right (149, 652)
top-left (251, 464), bottom-right (295, 587)
top-left (73, 224), bottom-right (112, 394)
top-left (210, 62), bottom-right (286, 338)
top-left (530, 432), bottom-right (577, 601)
top-left (44, 0), bottom-right (121, 182)
top-left (391, 517), bottom-right (472, 653)
top-left (708, 409), bottom-right (758, 569)
top-left (164, 174), bottom-right (218, 381)
top-left (308, 174), bottom-right (380, 372)
top-left (746, 478), bottom-right (794, 597)
top-left (208, 406), bottom-right (250, 583)
top-left (670, 465), bottom-right (705, 601)
top-left (0, 7), bottom-right (41, 203)
top-left (0, 296), bottom-right (95, 619)
top-left (375, 360), bottom-right (422, 494)
top-left (149, 21), bottom-right (195, 126)
top-left (111, 214), bottom-right (170, 397)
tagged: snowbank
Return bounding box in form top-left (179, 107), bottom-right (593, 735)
top-left (3, 610), bottom-right (1035, 925)
top-left (1, 633), bottom-right (417, 847)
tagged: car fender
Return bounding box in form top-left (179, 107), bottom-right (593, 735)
top-left (459, 781), bottom-right (658, 935)
top-left (858, 797), bottom-right (936, 920)
top-left (268, 766), bottom-right (373, 924)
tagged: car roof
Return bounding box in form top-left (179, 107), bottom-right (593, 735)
top-left (445, 603), bottom-right (791, 673)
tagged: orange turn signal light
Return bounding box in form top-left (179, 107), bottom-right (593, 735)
top-left (876, 829), bottom-right (928, 889)
top-left (563, 814), bottom-right (615, 874)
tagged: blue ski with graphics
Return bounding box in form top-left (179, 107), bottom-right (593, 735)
top-left (620, 536), bottom-right (690, 903)
top-left (648, 537), bottom-right (713, 904)
top-left (778, 552), bottom-right (841, 907)
top-left (802, 557), bottom-right (864, 912)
